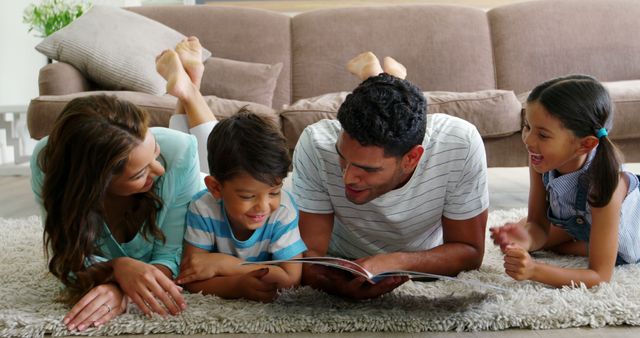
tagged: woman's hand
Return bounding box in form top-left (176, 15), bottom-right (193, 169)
top-left (112, 257), bottom-right (185, 317)
top-left (63, 283), bottom-right (127, 332)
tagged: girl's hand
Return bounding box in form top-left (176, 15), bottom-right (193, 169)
top-left (177, 252), bottom-right (222, 284)
top-left (112, 257), bottom-right (185, 317)
top-left (63, 283), bottom-right (127, 332)
top-left (490, 222), bottom-right (532, 252)
top-left (503, 244), bottom-right (536, 281)
top-left (235, 268), bottom-right (278, 303)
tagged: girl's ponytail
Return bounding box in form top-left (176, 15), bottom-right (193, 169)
top-left (587, 131), bottom-right (623, 207)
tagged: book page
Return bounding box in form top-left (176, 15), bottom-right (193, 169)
top-left (241, 257), bottom-right (373, 279)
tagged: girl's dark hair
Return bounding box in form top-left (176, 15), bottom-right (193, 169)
top-left (39, 95), bottom-right (165, 297)
top-left (527, 74), bottom-right (622, 207)
top-left (206, 108), bottom-right (290, 185)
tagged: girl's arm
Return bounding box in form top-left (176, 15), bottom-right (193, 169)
top-left (508, 173), bottom-right (627, 287)
top-left (490, 166), bottom-right (551, 252)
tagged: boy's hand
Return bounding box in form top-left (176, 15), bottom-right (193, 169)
top-left (236, 268), bottom-right (278, 302)
top-left (177, 252), bottom-right (220, 284)
top-left (490, 222), bottom-right (532, 252)
top-left (504, 244), bottom-right (536, 281)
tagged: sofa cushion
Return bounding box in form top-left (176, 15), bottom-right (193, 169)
top-left (517, 80), bottom-right (640, 141)
top-left (27, 91), bottom-right (275, 140)
top-left (35, 6), bottom-right (212, 95)
top-left (280, 90), bottom-right (522, 150)
top-left (200, 57), bottom-right (283, 107)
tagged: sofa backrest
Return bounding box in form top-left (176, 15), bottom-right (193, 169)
top-left (291, 4), bottom-right (497, 102)
top-left (129, 6), bottom-right (292, 109)
top-left (489, 0), bottom-right (640, 94)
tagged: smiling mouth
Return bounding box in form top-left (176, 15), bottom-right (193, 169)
top-left (247, 214), bottom-right (267, 223)
top-left (529, 152), bottom-right (543, 165)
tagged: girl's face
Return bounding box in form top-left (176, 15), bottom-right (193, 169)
top-left (107, 131), bottom-right (165, 197)
top-left (206, 172), bottom-right (282, 241)
top-left (522, 101), bottom-right (590, 175)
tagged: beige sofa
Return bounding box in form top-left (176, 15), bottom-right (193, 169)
top-left (27, 0), bottom-right (640, 167)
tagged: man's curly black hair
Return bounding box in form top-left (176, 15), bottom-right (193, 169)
top-left (337, 73), bottom-right (426, 157)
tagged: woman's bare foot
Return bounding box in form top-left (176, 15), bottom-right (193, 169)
top-left (175, 36), bottom-right (205, 89)
top-left (347, 51), bottom-right (383, 81)
top-left (382, 56), bottom-right (407, 79)
top-left (156, 49), bottom-right (196, 101)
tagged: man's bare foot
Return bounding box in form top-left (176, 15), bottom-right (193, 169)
top-left (175, 36), bottom-right (205, 89)
top-left (382, 56), bottom-right (407, 80)
top-left (347, 51), bottom-right (383, 81)
top-left (156, 49), bottom-right (196, 101)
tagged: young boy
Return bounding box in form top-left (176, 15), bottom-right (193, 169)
top-left (176, 109), bottom-right (307, 303)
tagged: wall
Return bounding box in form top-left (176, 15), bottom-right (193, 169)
top-left (0, 1), bottom-right (46, 107)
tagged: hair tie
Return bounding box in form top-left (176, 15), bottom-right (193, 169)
top-left (596, 128), bottom-right (608, 139)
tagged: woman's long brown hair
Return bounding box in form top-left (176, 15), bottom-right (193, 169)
top-left (39, 95), bottom-right (165, 297)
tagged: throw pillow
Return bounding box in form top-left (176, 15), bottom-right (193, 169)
top-left (35, 6), bottom-right (212, 95)
top-left (200, 57), bottom-right (283, 107)
top-left (279, 90), bottom-right (522, 150)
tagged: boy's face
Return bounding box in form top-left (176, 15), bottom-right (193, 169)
top-left (205, 172), bottom-right (282, 240)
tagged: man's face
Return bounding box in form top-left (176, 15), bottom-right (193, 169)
top-left (335, 131), bottom-right (411, 204)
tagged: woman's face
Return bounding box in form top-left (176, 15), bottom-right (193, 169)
top-left (107, 131), bottom-right (165, 197)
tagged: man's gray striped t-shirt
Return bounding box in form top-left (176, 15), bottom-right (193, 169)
top-left (291, 114), bottom-right (489, 259)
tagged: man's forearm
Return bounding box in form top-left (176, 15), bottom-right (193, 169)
top-left (392, 242), bottom-right (484, 276)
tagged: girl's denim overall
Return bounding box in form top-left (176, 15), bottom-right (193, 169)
top-left (543, 172), bottom-right (627, 265)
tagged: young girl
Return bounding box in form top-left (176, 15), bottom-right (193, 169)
top-left (490, 74), bottom-right (640, 288)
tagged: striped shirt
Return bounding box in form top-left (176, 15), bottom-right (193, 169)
top-left (546, 159), bottom-right (640, 263)
top-left (184, 189), bottom-right (307, 261)
top-left (291, 114), bottom-right (489, 259)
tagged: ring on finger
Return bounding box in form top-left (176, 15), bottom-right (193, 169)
top-left (102, 303), bottom-right (112, 313)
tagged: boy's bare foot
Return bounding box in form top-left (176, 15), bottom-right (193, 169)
top-left (383, 56), bottom-right (407, 80)
top-left (156, 49), bottom-right (196, 101)
top-left (347, 51), bottom-right (383, 81)
top-left (175, 36), bottom-right (205, 89)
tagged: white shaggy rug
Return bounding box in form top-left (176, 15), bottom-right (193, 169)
top-left (2, 209), bottom-right (640, 337)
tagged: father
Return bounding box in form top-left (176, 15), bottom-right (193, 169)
top-left (291, 53), bottom-right (489, 299)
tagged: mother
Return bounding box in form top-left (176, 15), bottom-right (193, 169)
top-left (30, 94), bottom-right (202, 331)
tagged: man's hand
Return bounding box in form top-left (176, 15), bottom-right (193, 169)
top-left (503, 244), bottom-right (536, 281)
top-left (490, 221), bottom-right (532, 253)
top-left (353, 253), bottom-right (398, 276)
top-left (306, 264), bottom-right (407, 300)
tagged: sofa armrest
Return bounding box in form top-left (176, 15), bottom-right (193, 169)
top-left (38, 62), bottom-right (92, 96)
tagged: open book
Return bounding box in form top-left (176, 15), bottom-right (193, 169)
top-left (242, 256), bottom-right (504, 291)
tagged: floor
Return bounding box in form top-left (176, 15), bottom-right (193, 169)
top-left (2, 165), bottom-right (640, 337)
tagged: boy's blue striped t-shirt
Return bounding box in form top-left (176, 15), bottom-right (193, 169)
top-left (184, 189), bottom-right (307, 261)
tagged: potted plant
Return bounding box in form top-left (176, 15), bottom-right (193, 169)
top-left (23, 0), bottom-right (91, 38)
